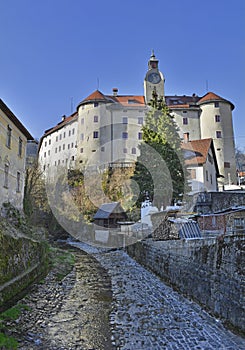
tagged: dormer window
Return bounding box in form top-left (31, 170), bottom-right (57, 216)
top-left (94, 102), bottom-right (99, 107)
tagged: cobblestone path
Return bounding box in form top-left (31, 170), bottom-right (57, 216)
top-left (72, 242), bottom-right (245, 350)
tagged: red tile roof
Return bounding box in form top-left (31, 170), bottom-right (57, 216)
top-left (78, 90), bottom-right (113, 106)
top-left (181, 138), bottom-right (213, 165)
top-left (78, 90), bottom-right (146, 107)
top-left (43, 112), bottom-right (78, 136)
top-left (198, 92), bottom-right (234, 110)
top-left (109, 95), bottom-right (146, 106)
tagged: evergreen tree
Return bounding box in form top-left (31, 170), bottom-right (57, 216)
top-left (132, 91), bottom-right (187, 209)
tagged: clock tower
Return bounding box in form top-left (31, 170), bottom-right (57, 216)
top-left (144, 50), bottom-right (165, 104)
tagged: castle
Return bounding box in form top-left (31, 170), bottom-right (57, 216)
top-left (39, 52), bottom-right (237, 191)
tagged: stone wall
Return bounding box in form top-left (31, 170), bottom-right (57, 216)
top-left (192, 191), bottom-right (245, 214)
top-left (0, 229), bottom-right (48, 310)
top-left (127, 235), bottom-right (245, 333)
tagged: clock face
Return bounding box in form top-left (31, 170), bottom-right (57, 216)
top-left (147, 72), bottom-right (161, 84)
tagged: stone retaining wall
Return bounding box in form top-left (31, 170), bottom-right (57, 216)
top-left (126, 235), bottom-right (245, 333)
top-left (0, 231), bottom-right (48, 310)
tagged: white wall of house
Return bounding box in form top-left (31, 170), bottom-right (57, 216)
top-left (39, 117), bottom-right (78, 176)
top-left (172, 108), bottom-right (201, 141)
top-left (76, 101), bottom-right (147, 170)
top-left (0, 107), bottom-right (29, 210)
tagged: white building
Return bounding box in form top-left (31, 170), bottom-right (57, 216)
top-left (182, 138), bottom-right (220, 194)
top-left (39, 112), bottom-right (78, 177)
top-left (39, 51), bottom-right (237, 190)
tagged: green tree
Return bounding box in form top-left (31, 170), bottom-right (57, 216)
top-left (132, 91), bottom-right (188, 209)
top-left (23, 160), bottom-right (49, 220)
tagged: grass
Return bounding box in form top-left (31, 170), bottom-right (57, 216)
top-left (0, 304), bottom-right (30, 321)
top-left (48, 246), bottom-right (75, 281)
top-left (0, 304), bottom-right (30, 349)
top-left (0, 332), bottom-right (18, 349)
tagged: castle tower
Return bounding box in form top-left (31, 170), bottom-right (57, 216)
top-left (144, 50), bottom-right (165, 104)
top-left (198, 92), bottom-right (237, 189)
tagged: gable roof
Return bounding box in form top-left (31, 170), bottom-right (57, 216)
top-left (0, 99), bottom-right (33, 140)
top-left (77, 90), bottom-right (114, 107)
top-left (93, 202), bottom-right (125, 219)
top-left (181, 138), bottom-right (219, 173)
top-left (78, 90), bottom-right (146, 108)
top-left (198, 92), bottom-right (234, 110)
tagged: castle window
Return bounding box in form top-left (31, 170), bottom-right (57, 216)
top-left (101, 146), bottom-right (105, 152)
top-left (59, 134), bottom-right (62, 140)
top-left (183, 117), bottom-right (188, 125)
top-left (55, 147), bottom-right (57, 153)
top-left (80, 133), bottom-right (84, 141)
top-left (214, 101), bottom-right (219, 108)
top-left (56, 136), bottom-right (58, 142)
top-left (48, 150), bottom-right (50, 156)
top-left (17, 172), bottom-right (21, 192)
top-left (93, 131), bottom-right (99, 139)
top-left (138, 117), bottom-right (143, 125)
top-left (94, 102), bottom-right (98, 107)
top-left (216, 131), bottom-right (222, 138)
top-left (6, 125), bottom-right (12, 148)
top-left (206, 170), bottom-right (209, 181)
top-left (80, 148), bottom-right (83, 153)
top-left (81, 118), bottom-right (84, 125)
top-left (63, 144), bottom-right (65, 150)
top-left (210, 174), bottom-right (213, 185)
top-left (4, 164), bottom-right (9, 188)
top-left (63, 132), bottom-right (66, 138)
top-left (44, 141), bottom-right (47, 147)
top-left (215, 115), bottom-right (221, 122)
top-left (122, 117), bottom-right (128, 124)
top-left (123, 148), bottom-right (127, 153)
top-left (44, 152), bottom-right (46, 158)
top-left (132, 147), bottom-right (136, 154)
top-left (94, 115), bottom-right (98, 122)
top-left (71, 142), bottom-right (74, 148)
top-left (72, 128), bottom-right (75, 135)
top-left (224, 162), bottom-right (230, 168)
top-left (138, 132), bottom-right (143, 140)
top-left (69, 130), bottom-right (71, 136)
top-left (122, 132), bottom-right (128, 139)
top-left (208, 153), bottom-right (213, 164)
top-left (59, 146), bottom-right (61, 152)
top-left (49, 139), bottom-right (51, 145)
top-left (18, 137), bottom-right (23, 157)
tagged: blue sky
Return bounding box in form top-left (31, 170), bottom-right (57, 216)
top-left (0, 0), bottom-right (244, 148)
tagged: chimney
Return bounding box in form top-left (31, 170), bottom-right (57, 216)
top-left (112, 88), bottom-right (118, 96)
top-left (62, 115), bottom-right (66, 121)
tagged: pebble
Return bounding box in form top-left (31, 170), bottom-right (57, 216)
top-left (4, 241), bottom-right (245, 349)
top-left (74, 241), bottom-right (245, 350)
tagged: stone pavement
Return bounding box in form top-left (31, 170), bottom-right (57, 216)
top-left (73, 242), bottom-right (245, 350)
